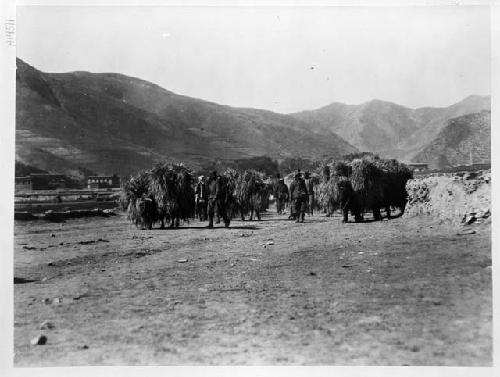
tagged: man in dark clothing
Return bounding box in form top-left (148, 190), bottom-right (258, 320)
top-left (304, 171), bottom-right (315, 216)
top-left (195, 175), bottom-right (208, 221)
top-left (275, 178), bottom-right (289, 215)
top-left (289, 172), bottom-right (308, 223)
top-left (272, 174), bottom-right (281, 194)
top-left (207, 171), bottom-right (230, 228)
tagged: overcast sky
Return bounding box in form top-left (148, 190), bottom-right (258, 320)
top-left (16, 6), bottom-right (490, 113)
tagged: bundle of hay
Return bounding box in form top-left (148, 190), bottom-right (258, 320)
top-left (234, 170), bottom-right (269, 220)
top-left (315, 159), bottom-right (331, 180)
top-left (223, 168), bottom-right (241, 218)
top-left (373, 158), bottom-right (413, 216)
top-left (223, 168), bottom-right (239, 195)
top-left (350, 158), bottom-right (385, 219)
top-left (233, 170), bottom-right (251, 215)
top-left (317, 160), bottom-right (349, 182)
top-left (120, 171), bottom-right (158, 229)
top-left (320, 163), bottom-right (331, 183)
top-left (149, 164), bottom-right (176, 221)
top-left (317, 173), bottom-right (352, 216)
top-left (217, 171), bottom-right (237, 217)
top-left (332, 161), bottom-right (351, 177)
top-left (317, 180), bottom-right (334, 215)
top-left (350, 159), bottom-right (382, 191)
top-left (316, 156), bottom-right (411, 221)
top-left (149, 162), bottom-right (195, 228)
top-left (120, 171), bottom-right (150, 211)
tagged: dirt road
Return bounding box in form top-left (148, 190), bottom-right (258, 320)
top-left (13, 211), bottom-right (492, 365)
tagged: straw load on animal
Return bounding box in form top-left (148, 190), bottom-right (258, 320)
top-left (316, 157), bottom-right (412, 222)
top-left (120, 162), bottom-right (195, 229)
top-left (233, 170), bottom-right (269, 221)
top-left (315, 162), bottom-right (332, 215)
top-left (222, 168), bottom-right (240, 218)
top-left (222, 168), bottom-right (239, 190)
top-left (120, 171), bottom-right (157, 230)
top-left (373, 158), bottom-right (413, 217)
top-left (118, 155), bottom-right (411, 227)
top-left (349, 158), bottom-right (386, 220)
top-left (316, 161), bottom-right (355, 219)
top-left (149, 162), bottom-right (195, 228)
top-left (211, 170), bottom-right (237, 222)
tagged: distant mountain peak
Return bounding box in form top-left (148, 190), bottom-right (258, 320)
top-left (460, 94), bottom-right (490, 101)
top-left (362, 98), bottom-right (396, 106)
top-left (290, 94), bottom-right (490, 160)
top-left (360, 98), bottom-right (412, 112)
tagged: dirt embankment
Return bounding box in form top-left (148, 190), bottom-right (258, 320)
top-left (405, 170), bottom-right (490, 225)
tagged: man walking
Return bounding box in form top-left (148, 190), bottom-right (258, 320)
top-left (275, 178), bottom-right (289, 215)
top-left (195, 175), bottom-right (208, 221)
top-left (304, 171), bottom-right (315, 216)
top-left (207, 171), bottom-right (230, 228)
top-left (289, 171), bottom-right (308, 223)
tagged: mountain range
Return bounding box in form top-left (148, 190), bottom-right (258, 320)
top-left (16, 57), bottom-right (490, 177)
top-left (16, 58), bottom-right (356, 177)
top-left (290, 95), bottom-right (490, 161)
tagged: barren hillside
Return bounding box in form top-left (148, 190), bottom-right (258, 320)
top-left (291, 96), bottom-right (490, 160)
top-left (412, 111), bottom-right (490, 169)
top-left (16, 58), bottom-right (356, 177)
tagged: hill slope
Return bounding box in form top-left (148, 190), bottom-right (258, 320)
top-left (16, 58), bottom-right (356, 177)
top-left (412, 111), bottom-right (491, 169)
top-left (290, 96), bottom-right (490, 160)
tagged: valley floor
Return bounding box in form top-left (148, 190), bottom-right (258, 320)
top-left (13, 210), bottom-right (492, 365)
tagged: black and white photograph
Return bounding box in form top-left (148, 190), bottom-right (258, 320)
top-left (2, 0), bottom-right (497, 371)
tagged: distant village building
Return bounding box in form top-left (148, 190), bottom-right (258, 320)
top-left (407, 163), bottom-right (429, 172)
top-left (15, 174), bottom-right (67, 191)
top-left (87, 174), bottom-right (121, 189)
top-left (471, 162), bottom-right (491, 170)
top-left (15, 176), bottom-right (32, 191)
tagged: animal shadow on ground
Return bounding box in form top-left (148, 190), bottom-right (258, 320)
top-left (243, 217), bottom-right (292, 222)
top-left (345, 216), bottom-right (398, 224)
top-left (348, 209), bottom-right (404, 223)
top-left (300, 218), bottom-right (330, 224)
top-left (152, 225), bottom-right (261, 231)
top-left (254, 213), bottom-right (331, 224)
top-left (14, 277), bottom-right (38, 284)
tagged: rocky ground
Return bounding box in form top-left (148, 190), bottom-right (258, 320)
top-left (13, 206), bottom-right (492, 366)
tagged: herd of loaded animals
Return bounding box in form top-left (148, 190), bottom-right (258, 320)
top-left (120, 156), bottom-right (413, 230)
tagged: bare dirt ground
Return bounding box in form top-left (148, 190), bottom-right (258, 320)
top-left (13, 209), bottom-right (492, 366)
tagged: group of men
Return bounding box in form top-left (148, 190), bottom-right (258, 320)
top-left (275, 170), bottom-right (314, 223)
top-left (194, 169), bottom-right (315, 228)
